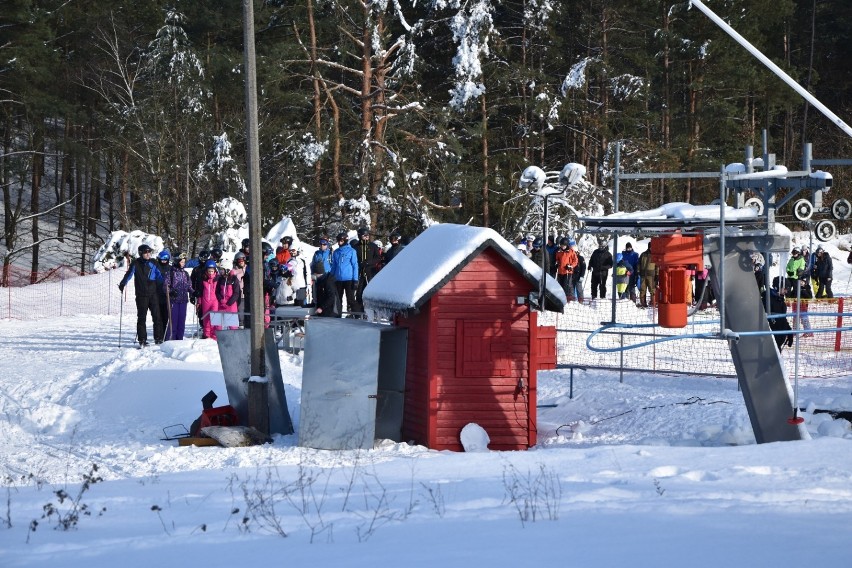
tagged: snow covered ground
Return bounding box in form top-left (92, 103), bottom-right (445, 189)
top-left (0, 309), bottom-right (850, 566)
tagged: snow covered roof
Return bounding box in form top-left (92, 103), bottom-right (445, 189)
top-left (363, 223), bottom-right (566, 314)
top-left (583, 202), bottom-right (759, 232)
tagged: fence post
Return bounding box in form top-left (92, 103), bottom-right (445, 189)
top-left (107, 270), bottom-right (112, 316)
top-left (59, 275), bottom-right (64, 317)
top-left (836, 297), bottom-right (844, 352)
top-left (619, 332), bottom-right (624, 383)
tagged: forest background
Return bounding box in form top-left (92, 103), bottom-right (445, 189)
top-left (3, 0), bottom-right (852, 279)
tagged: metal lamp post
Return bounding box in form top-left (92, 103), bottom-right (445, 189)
top-left (519, 163), bottom-right (586, 309)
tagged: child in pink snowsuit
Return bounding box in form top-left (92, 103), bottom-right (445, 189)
top-left (216, 270), bottom-right (242, 330)
top-left (198, 261), bottom-right (220, 340)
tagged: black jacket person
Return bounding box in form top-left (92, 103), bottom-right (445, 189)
top-left (118, 244), bottom-right (165, 346)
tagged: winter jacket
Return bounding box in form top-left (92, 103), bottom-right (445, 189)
top-left (615, 261), bottom-right (631, 294)
top-left (588, 247), bottom-right (613, 273)
top-left (356, 239), bottom-right (382, 279)
top-left (190, 264), bottom-right (207, 301)
top-left (639, 250), bottom-right (656, 278)
top-left (815, 253), bottom-right (833, 279)
top-left (167, 266), bottom-right (194, 304)
top-left (573, 254), bottom-right (587, 283)
top-left (198, 273), bottom-right (219, 317)
top-left (331, 242), bottom-right (359, 282)
top-left (382, 243), bottom-right (405, 265)
top-left (555, 248), bottom-right (578, 276)
top-left (530, 248), bottom-right (550, 274)
top-left (621, 249), bottom-right (639, 274)
top-left (786, 256), bottom-right (806, 279)
top-left (276, 247), bottom-right (292, 266)
top-left (767, 288), bottom-right (793, 351)
top-left (231, 265), bottom-right (246, 296)
top-left (119, 257), bottom-right (162, 297)
top-left (311, 248), bottom-right (333, 274)
top-left (216, 272), bottom-right (242, 312)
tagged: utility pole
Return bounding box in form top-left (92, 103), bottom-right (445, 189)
top-left (242, 0), bottom-right (265, 377)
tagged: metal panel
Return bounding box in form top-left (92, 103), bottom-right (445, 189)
top-left (376, 327), bottom-right (408, 441)
top-left (299, 319), bottom-right (407, 449)
top-left (704, 235), bottom-right (803, 443)
top-left (216, 328), bottom-right (294, 436)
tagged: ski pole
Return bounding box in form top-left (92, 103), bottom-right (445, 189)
top-left (118, 287), bottom-right (125, 349)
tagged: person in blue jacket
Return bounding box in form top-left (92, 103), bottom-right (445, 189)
top-left (621, 242), bottom-right (640, 302)
top-left (118, 244), bottom-right (165, 347)
top-left (331, 232), bottom-right (358, 316)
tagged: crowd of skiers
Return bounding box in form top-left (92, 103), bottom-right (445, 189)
top-left (519, 235), bottom-right (658, 306)
top-left (118, 229), bottom-right (409, 347)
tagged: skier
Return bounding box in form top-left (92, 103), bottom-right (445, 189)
top-left (814, 247), bottom-right (833, 298)
top-left (216, 268), bottom-right (242, 331)
top-left (198, 260), bottom-right (220, 340)
top-left (767, 283), bottom-right (794, 352)
top-left (614, 253), bottom-right (632, 299)
top-left (118, 244), bottom-right (164, 347)
top-left (638, 248), bottom-right (657, 307)
top-left (555, 237), bottom-right (578, 301)
top-left (155, 250), bottom-right (173, 341)
top-left (572, 244), bottom-right (586, 303)
top-left (165, 253), bottom-right (193, 341)
top-left (382, 232), bottom-right (405, 265)
top-left (621, 242), bottom-right (639, 302)
top-left (331, 231), bottom-right (359, 315)
top-left (588, 238), bottom-right (613, 299)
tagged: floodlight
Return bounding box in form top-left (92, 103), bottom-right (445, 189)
top-left (519, 166), bottom-right (546, 192)
top-left (559, 163), bottom-right (586, 187)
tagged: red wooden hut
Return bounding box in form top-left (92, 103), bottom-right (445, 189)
top-left (362, 224), bottom-right (565, 451)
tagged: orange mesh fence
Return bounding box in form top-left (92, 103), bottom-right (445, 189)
top-left (1, 265), bottom-right (132, 320)
top-left (541, 297), bottom-right (852, 379)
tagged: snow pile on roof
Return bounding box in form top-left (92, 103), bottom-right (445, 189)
top-left (596, 202), bottom-right (760, 221)
top-left (363, 223), bottom-right (566, 313)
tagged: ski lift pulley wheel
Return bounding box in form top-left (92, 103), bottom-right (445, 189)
top-left (793, 199), bottom-right (814, 221)
top-left (814, 219), bottom-right (837, 242)
top-left (744, 197), bottom-right (764, 215)
top-left (831, 198), bottom-right (851, 220)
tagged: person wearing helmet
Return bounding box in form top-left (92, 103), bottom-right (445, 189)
top-left (276, 236), bottom-right (293, 265)
top-left (190, 249), bottom-right (211, 323)
top-left (588, 238), bottom-right (613, 299)
top-left (331, 231), bottom-right (358, 315)
top-left (310, 237), bottom-right (333, 306)
top-left (240, 238), bottom-right (251, 260)
top-left (354, 227), bottom-right (381, 312)
top-left (216, 260), bottom-right (242, 331)
top-left (210, 247), bottom-right (224, 273)
top-left (555, 237), bottom-right (578, 301)
top-left (786, 247), bottom-right (805, 280)
top-left (155, 250), bottom-right (174, 339)
top-left (621, 242), bottom-right (639, 302)
top-left (813, 246), bottom-right (833, 298)
top-left (286, 246), bottom-right (310, 306)
top-left (571, 241), bottom-right (587, 303)
top-left (198, 259), bottom-right (221, 340)
top-left (117, 244), bottom-right (165, 347)
top-left (231, 251), bottom-right (248, 317)
top-left (383, 232), bottom-right (405, 265)
top-left (615, 252), bottom-right (631, 299)
top-left (165, 253), bottom-right (193, 340)
top-left (261, 241), bottom-right (274, 262)
top-left (530, 236), bottom-right (548, 273)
